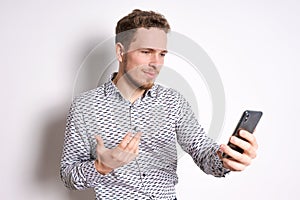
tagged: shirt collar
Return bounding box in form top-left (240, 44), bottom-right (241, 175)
top-left (104, 72), bottom-right (158, 98)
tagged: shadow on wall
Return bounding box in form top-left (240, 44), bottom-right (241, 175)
top-left (35, 108), bottom-right (95, 199)
top-left (35, 36), bottom-right (115, 199)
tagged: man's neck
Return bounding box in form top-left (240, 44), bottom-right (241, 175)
top-left (112, 73), bottom-right (145, 103)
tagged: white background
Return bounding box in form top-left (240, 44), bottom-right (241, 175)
top-left (1, 0), bottom-right (299, 199)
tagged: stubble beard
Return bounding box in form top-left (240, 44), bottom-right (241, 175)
top-left (123, 57), bottom-right (155, 90)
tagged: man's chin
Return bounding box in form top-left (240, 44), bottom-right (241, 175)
top-left (139, 82), bottom-right (154, 90)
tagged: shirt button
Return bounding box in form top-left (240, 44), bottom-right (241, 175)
top-left (142, 173), bottom-right (146, 177)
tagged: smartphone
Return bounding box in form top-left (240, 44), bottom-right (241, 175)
top-left (222, 110), bottom-right (263, 158)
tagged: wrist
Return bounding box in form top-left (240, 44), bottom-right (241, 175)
top-left (95, 159), bottom-right (113, 175)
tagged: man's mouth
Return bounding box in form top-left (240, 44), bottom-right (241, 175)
top-left (143, 70), bottom-right (157, 79)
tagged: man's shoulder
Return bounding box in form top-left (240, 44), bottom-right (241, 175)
top-left (154, 83), bottom-right (185, 100)
top-left (72, 84), bottom-right (106, 105)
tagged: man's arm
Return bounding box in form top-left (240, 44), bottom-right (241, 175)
top-left (60, 97), bottom-right (142, 189)
top-left (60, 98), bottom-right (103, 190)
top-left (175, 94), bottom-right (230, 177)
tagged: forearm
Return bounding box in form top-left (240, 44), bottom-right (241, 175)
top-left (176, 95), bottom-right (230, 177)
top-left (60, 159), bottom-right (102, 190)
top-left (188, 141), bottom-right (230, 177)
top-left (60, 98), bottom-right (103, 190)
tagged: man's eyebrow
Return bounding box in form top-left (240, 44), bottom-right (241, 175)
top-left (141, 48), bottom-right (168, 53)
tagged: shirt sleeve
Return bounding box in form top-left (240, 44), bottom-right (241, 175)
top-left (60, 97), bottom-right (103, 190)
top-left (175, 94), bottom-right (230, 177)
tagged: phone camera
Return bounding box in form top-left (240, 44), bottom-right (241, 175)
top-left (245, 112), bottom-right (249, 122)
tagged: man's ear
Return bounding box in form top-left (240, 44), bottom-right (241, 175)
top-left (116, 43), bottom-right (125, 62)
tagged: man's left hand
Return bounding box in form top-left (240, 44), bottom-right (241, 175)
top-left (219, 130), bottom-right (258, 171)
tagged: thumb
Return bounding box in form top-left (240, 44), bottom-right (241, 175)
top-left (95, 135), bottom-right (105, 147)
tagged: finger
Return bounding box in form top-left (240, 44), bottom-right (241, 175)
top-left (95, 135), bottom-right (104, 146)
top-left (111, 147), bottom-right (136, 165)
top-left (230, 135), bottom-right (257, 159)
top-left (220, 144), bottom-right (252, 165)
top-left (217, 149), bottom-right (223, 159)
top-left (222, 157), bottom-right (247, 171)
top-left (125, 132), bottom-right (142, 152)
top-left (239, 130), bottom-right (258, 150)
top-left (118, 132), bottom-right (132, 149)
top-left (134, 147), bottom-right (139, 155)
top-left (95, 135), bottom-right (106, 156)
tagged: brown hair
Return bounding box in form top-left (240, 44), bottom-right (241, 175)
top-left (115, 9), bottom-right (170, 50)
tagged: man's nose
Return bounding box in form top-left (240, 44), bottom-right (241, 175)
top-left (149, 53), bottom-right (163, 68)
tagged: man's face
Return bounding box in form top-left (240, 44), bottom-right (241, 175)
top-left (121, 28), bottom-right (168, 90)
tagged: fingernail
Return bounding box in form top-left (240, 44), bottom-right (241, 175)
top-left (220, 144), bottom-right (225, 151)
top-left (239, 130), bottom-right (246, 136)
top-left (135, 132), bottom-right (141, 138)
top-left (230, 136), bottom-right (235, 142)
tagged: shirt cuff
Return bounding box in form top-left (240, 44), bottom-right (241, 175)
top-left (215, 146), bottom-right (231, 177)
top-left (82, 160), bottom-right (103, 187)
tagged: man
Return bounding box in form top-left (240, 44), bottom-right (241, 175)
top-left (60, 9), bottom-right (258, 200)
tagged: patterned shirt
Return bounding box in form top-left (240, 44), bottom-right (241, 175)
top-left (60, 73), bottom-right (230, 200)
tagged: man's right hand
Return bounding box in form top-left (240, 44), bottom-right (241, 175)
top-left (94, 132), bottom-right (142, 175)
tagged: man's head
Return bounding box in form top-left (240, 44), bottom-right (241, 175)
top-left (114, 9), bottom-right (171, 90)
top-left (115, 9), bottom-right (170, 51)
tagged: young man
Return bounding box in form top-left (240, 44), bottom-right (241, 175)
top-left (60, 9), bottom-right (258, 200)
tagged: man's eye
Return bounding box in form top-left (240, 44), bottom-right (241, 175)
top-left (160, 53), bottom-right (166, 57)
top-left (141, 50), bottom-right (150, 54)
